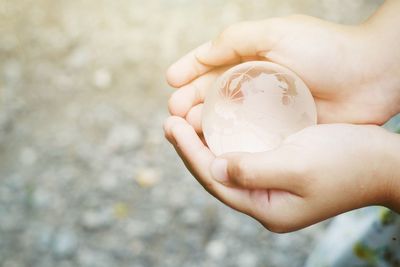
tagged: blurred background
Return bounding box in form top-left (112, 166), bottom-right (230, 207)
top-left (0, 1), bottom-right (384, 267)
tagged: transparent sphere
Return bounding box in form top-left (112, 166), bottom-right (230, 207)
top-left (202, 61), bottom-right (317, 156)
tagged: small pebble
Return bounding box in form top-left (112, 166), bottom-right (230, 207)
top-left (113, 202), bottom-right (129, 219)
top-left (81, 209), bottom-right (113, 230)
top-left (134, 167), bottom-right (161, 188)
top-left (93, 68), bottom-right (112, 89)
top-left (237, 251), bottom-right (258, 267)
top-left (106, 124), bottom-right (141, 151)
top-left (206, 240), bottom-right (227, 260)
top-left (19, 147), bottom-right (37, 165)
top-left (52, 229), bottom-right (78, 259)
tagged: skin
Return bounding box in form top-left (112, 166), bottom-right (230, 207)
top-left (164, 0), bottom-right (400, 232)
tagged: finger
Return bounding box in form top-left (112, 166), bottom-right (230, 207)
top-left (167, 70), bottom-right (220, 117)
top-left (163, 116), bottom-right (187, 145)
top-left (210, 148), bottom-right (307, 195)
top-left (314, 98), bottom-right (343, 124)
top-left (167, 20), bottom-right (275, 87)
top-left (196, 21), bottom-right (274, 66)
top-left (199, 133), bottom-right (207, 146)
top-left (186, 104), bottom-right (203, 134)
top-left (166, 42), bottom-right (214, 88)
top-left (170, 118), bottom-right (260, 216)
top-left (167, 117), bottom-right (315, 232)
top-left (314, 98), bottom-right (384, 125)
top-left (164, 115), bottom-right (206, 146)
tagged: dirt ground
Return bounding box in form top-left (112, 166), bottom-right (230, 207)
top-left (0, 1), bottom-right (383, 266)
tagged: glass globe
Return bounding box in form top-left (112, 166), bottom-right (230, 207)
top-left (202, 61), bottom-right (317, 156)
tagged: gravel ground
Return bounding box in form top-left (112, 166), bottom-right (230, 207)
top-left (0, 1), bottom-right (383, 267)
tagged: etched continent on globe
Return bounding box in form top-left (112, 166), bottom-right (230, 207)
top-left (202, 61), bottom-right (317, 156)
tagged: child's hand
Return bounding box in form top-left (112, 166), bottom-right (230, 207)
top-left (167, 14), bottom-right (400, 127)
top-left (164, 116), bottom-right (400, 232)
top-left (164, 2), bottom-right (400, 232)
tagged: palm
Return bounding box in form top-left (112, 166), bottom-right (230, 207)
top-left (168, 15), bottom-right (399, 126)
top-left (257, 16), bottom-right (393, 124)
top-left (164, 115), bottom-right (393, 231)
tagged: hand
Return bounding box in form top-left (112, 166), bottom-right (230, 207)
top-left (166, 14), bottom-right (400, 127)
top-left (164, 4), bottom-right (400, 231)
top-left (164, 117), bottom-right (400, 232)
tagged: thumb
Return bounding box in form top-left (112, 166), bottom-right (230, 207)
top-left (196, 20), bottom-right (276, 66)
top-left (210, 148), bottom-right (306, 193)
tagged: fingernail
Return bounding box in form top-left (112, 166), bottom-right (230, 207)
top-left (196, 41), bottom-right (212, 59)
top-left (211, 158), bottom-right (228, 182)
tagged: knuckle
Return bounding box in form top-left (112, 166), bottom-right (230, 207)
top-left (232, 157), bottom-right (252, 185)
top-left (167, 94), bottom-right (178, 116)
top-left (167, 101), bottom-right (174, 116)
top-left (185, 108), bottom-right (196, 124)
top-left (235, 158), bottom-right (249, 176)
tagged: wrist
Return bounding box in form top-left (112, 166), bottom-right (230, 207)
top-left (357, 1), bottom-right (400, 117)
top-left (379, 130), bottom-right (400, 212)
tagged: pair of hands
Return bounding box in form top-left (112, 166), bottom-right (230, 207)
top-left (164, 9), bottom-right (400, 232)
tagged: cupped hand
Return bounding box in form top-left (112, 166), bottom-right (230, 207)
top-left (164, 116), bottom-right (400, 232)
top-left (167, 15), bottom-right (400, 127)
